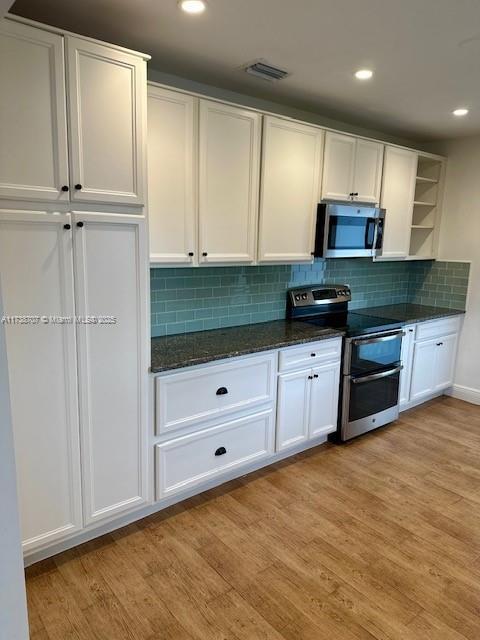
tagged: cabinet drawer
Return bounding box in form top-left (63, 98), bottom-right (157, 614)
top-left (278, 338), bottom-right (342, 372)
top-left (155, 410), bottom-right (274, 498)
top-left (155, 353), bottom-right (276, 434)
top-left (415, 316), bottom-right (461, 342)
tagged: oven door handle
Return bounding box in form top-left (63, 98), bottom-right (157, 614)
top-left (352, 331), bottom-right (405, 346)
top-left (351, 365), bottom-right (403, 384)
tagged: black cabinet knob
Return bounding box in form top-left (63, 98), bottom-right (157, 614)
top-left (63, 223), bottom-right (71, 230)
top-left (409, 329), bottom-right (414, 332)
top-left (188, 252), bottom-right (194, 257)
top-left (202, 252), bottom-right (208, 257)
top-left (313, 374), bottom-right (319, 379)
top-left (311, 353), bottom-right (316, 357)
top-left (74, 184), bottom-right (82, 190)
top-left (308, 375), bottom-right (313, 380)
top-left (216, 387), bottom-right (228, 396)
top-left (61, 185), bottom-right (69, 192)
top-left (76, 221), bottom-right (84, 228)
top-left (215, 446), bottom-right (227, 457)
top-left (437, 342), bottom-right (443, 347)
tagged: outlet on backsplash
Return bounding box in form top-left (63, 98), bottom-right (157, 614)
top-left (151, 259), bottom-right (470, 337)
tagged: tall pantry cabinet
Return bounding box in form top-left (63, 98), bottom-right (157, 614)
top-left (0, 16), bottom-right (150, 556)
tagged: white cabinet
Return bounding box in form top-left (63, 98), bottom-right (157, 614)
top-left (399, 325), bottom-right (415, 407)
top-left (258, 116), bottom-right (323, 263)
top-left (73, 212), bottom-right (148, 524)
top-left (0, 21), bottom-right (69, 201)
top-left (0, 210), bottom-right (83, 552)
top-left (380, 147), bottom-right (418, 259)
top-left (410, 330), bottom-right (458, 403)
top-left (276, 369), bottom-right (311, 450)
top-left (66, 38), bottom-right (146, 206)
top-left (309, 362), bottom-right (341, 438)
top-left (147, 87), bottom-right (197, 264)
top-left (322, 131), bottom-right (383, 204)
top-left (198, 100), bottom-right (261, 264)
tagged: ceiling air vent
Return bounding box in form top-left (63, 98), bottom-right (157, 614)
top-left (244, 60), bottom-right (289, 82)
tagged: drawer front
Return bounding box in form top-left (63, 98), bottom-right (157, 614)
top-left (415, 316), bottom-right (461, 342)
top-left (279, 338), bottom-right (342, 372)
top-left (155, 353), bottom-right (276, 434)
top-left (155, 410), bottom-right (274, 498)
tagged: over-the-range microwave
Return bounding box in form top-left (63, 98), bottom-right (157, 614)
top-left (314, 202), bottom-right (386, 258)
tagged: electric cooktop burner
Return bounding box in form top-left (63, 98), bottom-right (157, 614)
top-left (303, 311), bottom-right (403, 337)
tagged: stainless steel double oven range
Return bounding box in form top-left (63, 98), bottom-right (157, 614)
top-left (287, 285), bottom-right (404, 441)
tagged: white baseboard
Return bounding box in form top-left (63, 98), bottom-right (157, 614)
top-left (447, 384), bottom-right (480, 406)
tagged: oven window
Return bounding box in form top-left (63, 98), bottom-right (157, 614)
top-left (350, 334), bottom-right (402, 376)
top-left (349, 371), bottom-right (400, 423)
top-left (328, 216), bottom-right (375, 250)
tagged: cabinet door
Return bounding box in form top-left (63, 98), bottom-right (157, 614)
top-left (399, 325), bottom-right (415, 408)
top-left (410, 339), bottom-right (437, 402)
top-left (353, 139), bottom-right (384, 204)
top-left (321, 132), bottom-right (356, 201)
top-left (380, 147), bottom-right (417, 258)
top-left (66, 37), bottom-right (146, 205)
top-left (309, 362), bottom-right (340, 438)
top-left (198, 100), bottom-right (261, 263)
top-left (0, 211), bottom-right (82, 552)
top-left (434, 333), bottom-right (458, 392)
top-left (73, 212), bottom-right (148, 524)
top-left (276, 370), bottom-right (311, 451)
top-left (258, 117), bottom-right (323, 263)
top-left (148, 87), bottom-right (197, 264)
top-left (0, 21), bottom-right (69, 201)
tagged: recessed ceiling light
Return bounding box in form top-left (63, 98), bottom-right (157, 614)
top-left (355, 69), bottom-right (373, 80)
top-left (453, 108), bottom-right (469, 117)
top-left (178, 0), bottom-right (206, 14)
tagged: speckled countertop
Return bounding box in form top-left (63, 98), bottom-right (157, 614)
top-left (150, 320), bottom-right (344, 373)
top-left (354, 303), bottom-right (465, 325)
top-left (151, 304), bottom-right (465, 373)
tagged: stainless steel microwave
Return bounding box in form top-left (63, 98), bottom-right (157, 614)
top-left (314, 203), bottom-right (385, 258)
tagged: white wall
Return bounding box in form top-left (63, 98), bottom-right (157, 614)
top-left (0, 284), bottom-right (29, 639)
top-left (434, 136), bottom-right (480, 403)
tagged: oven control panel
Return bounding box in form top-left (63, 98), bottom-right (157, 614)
top-left (288, 284), bottom-right (351, 308)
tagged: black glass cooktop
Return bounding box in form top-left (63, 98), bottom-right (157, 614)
top-left (302, 311), bottom-right (403, 337)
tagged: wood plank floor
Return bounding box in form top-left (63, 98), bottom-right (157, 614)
top-left (26, 396), bottom-right (480, 639)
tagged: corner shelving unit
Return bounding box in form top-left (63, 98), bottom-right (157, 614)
top-left (408, 153), bottom-right (445, 260)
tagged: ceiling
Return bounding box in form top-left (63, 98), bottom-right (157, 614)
top-left (10, 0), bottom-right (480, 141)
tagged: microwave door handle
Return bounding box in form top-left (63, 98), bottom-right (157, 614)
top-left (365, 218), bottom-right (375, 250)
top-left (351, 365), bottom-right (403, 384)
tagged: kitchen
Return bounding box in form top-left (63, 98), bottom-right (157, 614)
top-left (0, 1), bottom-right (479, 639)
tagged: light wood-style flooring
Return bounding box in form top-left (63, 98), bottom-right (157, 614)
top-left (26, 396), bottom-right (480, 639)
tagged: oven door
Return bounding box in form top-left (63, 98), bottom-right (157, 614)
top-left (341, 365), bottom-right (402, 441)
top-left (345, 330), bottom-right (404, 376)
top-left (315, 203), bottom-right (383, 258)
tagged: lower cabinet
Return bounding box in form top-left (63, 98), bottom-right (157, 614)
top-left (410, 333), bottom-right (458, 402)
top-left (155, 409), bottom-right (275, 499)
top-left (276, 359), bottom-right (340, 452)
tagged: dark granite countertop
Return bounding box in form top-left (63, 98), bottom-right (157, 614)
top-left (354, 303), bottom-right (465, 325)
top-left (151, 320), bottom-right (344, 373)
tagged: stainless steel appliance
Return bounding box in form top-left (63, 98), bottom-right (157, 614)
top-left (314, 203), bottom-right (385, 258)
top-left (287, 284), bottom-right (404, 441)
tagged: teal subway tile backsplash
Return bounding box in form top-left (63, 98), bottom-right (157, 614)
top-left (150, 259), bottom-right (470, 337)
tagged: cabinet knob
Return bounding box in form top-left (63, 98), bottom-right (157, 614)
top-left (215, 446), bottom-right (227, 457)
top-left (216, 387), bottom-right (228, 396)
top-left (437, 342), bottom-right (444, 347)
top-left (188, 252), bottom-right (194, 257)
top-left (202, 252), bottom-right (208, 257)
top-left (74, 184), bottom-right (82, 190)
top-left (311, 353), bottom-right (316, 357)
top-left (63, 223), bottom-right (71, 230)
top-left (61, 185), bottom-right (69, 192)
top-left (308, 375), bottom-right (313, 380)
top-left (76, 221), bottom-right (84, 228)
top-left (313, 374), bottom-right (319, 378)
top-left (409, 329), bottom-right (414, 333)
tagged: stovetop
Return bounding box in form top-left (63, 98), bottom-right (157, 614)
top-left (298, 311), bottom-right (403, 337)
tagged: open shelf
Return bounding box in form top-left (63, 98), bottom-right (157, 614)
top-left (411, 224), bottom-right (434, 230)
top-left (414, 200), bottom-right (436, 206)
top-left (416, 176), bottom-right (438, 184)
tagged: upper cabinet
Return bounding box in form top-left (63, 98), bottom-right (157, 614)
top-left (66, 38), bottom-right (146, 206)
top-left (0, 19), bottom-right (147, 206)
top-left (0, 20), bottom-right (69, 202)
top-left (258, 116), bottom-right (323, 263)
top-left (380, 147), bottom-right (418, 259)
top-left (198, 100), bottom-right (261, 264)
top-left (322, 131), bottom-right (384, 204)
top-left (147, 86), bottom-right (197, 264)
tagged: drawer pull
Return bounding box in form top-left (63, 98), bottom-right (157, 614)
top-left (216, 387), bottom-right (228, 396)
top-left (313, 374), bottom-right (319, 378)
top-left (437, 342), bottom-right (444, 347)
top-left (311, 353), bottom-right (316, 357)
top-left (215, 446), bottom-right (227, 456)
